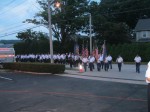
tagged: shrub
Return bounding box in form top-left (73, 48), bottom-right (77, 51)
top-left (2, 62), bottom-right (65, 74)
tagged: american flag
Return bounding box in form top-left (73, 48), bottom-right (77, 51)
top-left (82, 44), bottom-right (85, 57)
top-left (85, 47), bottom-right (89, 57)
top-left (95, 47), bottom-right (99, 61)
top-left (74, 43), bottom-right (79, 55)
top-left (102, 40), bottom-right (107, 61)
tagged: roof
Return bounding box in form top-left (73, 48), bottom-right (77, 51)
top-left (135, 18), bottom-right (150, 31)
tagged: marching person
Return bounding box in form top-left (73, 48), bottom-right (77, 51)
top-left (89, 54), bottom-right (95, 71)
top-left (107, 54), bottom-right (112, 69)
top-left (116, 55), bottom-right (123, 72)
top-left (100, 54), bottom-right (104, 69)
top-left (82, 55), bottom-right (88, 72)
top-left (104, 56), bottom-right (109, 71)
top-left (69, 54), bottom-right (73, 68)
top-left (97, 54), bottom-right (101, 71)
top-left (134, 54), bottom-right (142, 73)
top-left (145, 61), bottom-right (150, 112)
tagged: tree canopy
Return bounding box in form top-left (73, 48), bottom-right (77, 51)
top-left (16, 0), bottom-right (150, 53)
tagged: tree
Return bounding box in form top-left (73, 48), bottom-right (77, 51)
top-left (15, 30), bottom-right (49, 54)
top-left (25, 0), bottom-right (92, 51)
top-left (99, 0), bottom-right (150, 29)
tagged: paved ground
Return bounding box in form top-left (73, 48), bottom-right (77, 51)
top-left (65, 64), bottom-right (147, 85)
top-left (0, 64), bottom-right (148, 112)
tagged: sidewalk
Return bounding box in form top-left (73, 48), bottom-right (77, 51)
top-left (61, 64), bottom-right (147, 85)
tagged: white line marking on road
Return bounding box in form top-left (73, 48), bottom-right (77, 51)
top-left (0, 76), bottom-right (13, 81)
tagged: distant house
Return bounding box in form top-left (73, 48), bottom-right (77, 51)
top-left (135, 18), bottom-right (150, 42)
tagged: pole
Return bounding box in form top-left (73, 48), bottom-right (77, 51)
top-left (48, 0), bottom-right (54, 63)
top-left (89, 13), bottom-right (92, 54)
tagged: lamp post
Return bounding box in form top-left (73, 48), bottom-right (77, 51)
top-left (89, 13), bottom-right (92, 54)
top-left (48, 0), bottom-right (53, 63)
top-left (48, 0), bottom-right (60, 63)
top-left (84, 13), bottom-right (92, 54)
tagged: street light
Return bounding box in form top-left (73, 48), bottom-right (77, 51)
top-left (48, 0), bottom-right (60, 63)
top-left (89, 13), bottom-right (92, 54)
top-left (83, 13), bottom-right (92, 54)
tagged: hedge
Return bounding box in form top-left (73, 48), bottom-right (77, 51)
top-left (2, 62), bottom-right (65, 74)
top-left (107, 43), bottom-right (150, 62)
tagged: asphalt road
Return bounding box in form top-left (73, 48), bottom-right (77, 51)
top-left (0, 70), bottom-right (148, 112)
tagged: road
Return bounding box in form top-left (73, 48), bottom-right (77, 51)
top-left (0, 64), bottom-right (148, 112)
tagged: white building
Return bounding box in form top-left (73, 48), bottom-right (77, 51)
top-left (135, 18), bottom-right (150, 42)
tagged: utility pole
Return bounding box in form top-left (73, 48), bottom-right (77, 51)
top-left (48, 0), bottom-right (54, 63)
top-left (48, 0), bottom-right (60, 63)
top-left (89, 13), bottom-right (92, 54)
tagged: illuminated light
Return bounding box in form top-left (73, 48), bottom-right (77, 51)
top-left (0, 54), bottom-right (15, 58)
top-left (79, 65), bottom-right (82, 69)
top-left (0, 48), bottom-right (10, 51)
top-left (55, 2), bottom-right (60, 8)
top-left (0, 48), bottom-right (14, 51)
top-left (79, 64), bottom-right (84, 73)
top-left (8, 55), bottom-right (15, 57)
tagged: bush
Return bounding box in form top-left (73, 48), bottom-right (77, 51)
top-left (2, 62), bottom-right (65, 74)
top-left (108, 43), bottom-right (150, 62)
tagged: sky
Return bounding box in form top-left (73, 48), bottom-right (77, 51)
top-left (0, 0), bottom-right (99, 40)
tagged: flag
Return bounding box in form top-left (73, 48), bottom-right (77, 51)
top-left (74, 43), bottom-right (79, 55)
top-left (85, 47), bottom-right (89, 57)
top-left (92, 49), bottom-right (95, 57)
top-left (85, 41), bottom-right (89, 57)
top-left (95, 47), bottom-right (99, 61)
top-left (81, 44), bottom-right (85, 57)
top-left (102, 40), bottom-right (107, 61)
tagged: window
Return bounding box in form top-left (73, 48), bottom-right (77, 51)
top-left (142, 31), bottom-right (147, 38)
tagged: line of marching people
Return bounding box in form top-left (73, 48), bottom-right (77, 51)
top-left (15, 53), bottom-right (142, 73)
top-left (82, 53), bottom-right (113, 72)
top-left (15, 53), bottom-right (83, 66)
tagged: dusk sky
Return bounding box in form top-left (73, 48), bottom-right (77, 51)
top-left (0, 0), bottom-right (99, 40)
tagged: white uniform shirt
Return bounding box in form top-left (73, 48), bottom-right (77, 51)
top-left (89, 56), bottom-right (95, 63)
top-left (99, 56), bottom-right (103, 61)
top-left (82, 57), bottom-right (88, 63)
top-left (107, 56), bottom-right (112, 61)
top-left (145, 62), bottom-right (150, 83)
top-left (105, 57), bottom-right (109, 63)
top-left (134, 56), bottom-right (141, 63)
top-left (116, 57), bottom-right (123, 63)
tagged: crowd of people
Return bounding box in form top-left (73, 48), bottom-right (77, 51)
top-left (15, 53), bottom-right (142, 73)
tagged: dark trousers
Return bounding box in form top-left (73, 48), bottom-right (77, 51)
top-left (89, 62), bottom-right (93, 71)
top-left (136, 63), bottom-right (140, 73)
top-left (83, 63), bottom-right (87, 72)
top-left (100, 61), bottom-right (104, 69)
top-left (148, 83), bottom-right (150, 112)
top-left (108, 61), bottom-right (112, 69)
top-left (97, 63), bottom-right (101, 71)
top-left (104, 63), bottom-right (109, 71)
top-left (118, 63), bottom-right (122, 72)
top-left (70, 61), bottom-right (73, 68)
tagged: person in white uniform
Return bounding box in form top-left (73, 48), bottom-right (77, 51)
top-left (107, 54), bottom-right (112, 69)
top-left (116, 55), bottom-right (123, 72)
top-left (134, 54), bottom-right (141, 73)
top-left (145, 61), bottom-right (150, 112)
top-left (88, 54), bottom-right (95, 71)
top-left (82, 55), bottom-right (88, 72)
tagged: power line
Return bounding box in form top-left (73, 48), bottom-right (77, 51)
top-left (0, 23), bottom-right (32, 33)
top-left (0, 0), bottom-right (17, 11)
top-left (109, 7), bottom-right (150, 15)
top-left (0, 0), bottom-right (26, 16)
top-left (0, 25), bottom-right (43, 38)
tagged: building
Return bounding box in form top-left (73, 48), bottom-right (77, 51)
top-left (135, 18), bottom-right (150, 42)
